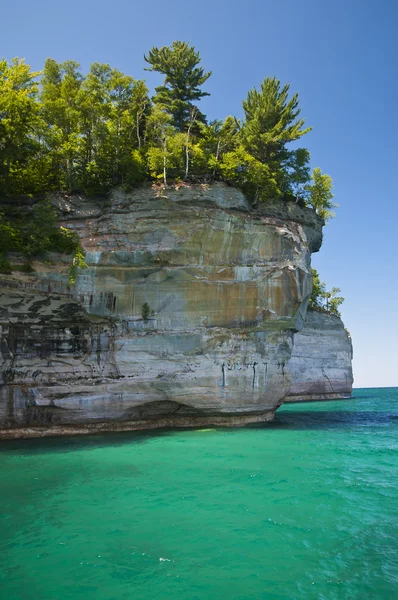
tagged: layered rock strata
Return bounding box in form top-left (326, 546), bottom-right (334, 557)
top-left (286, 310), bottom-right (353, 402)
top-left (0, 184), bottom-right (324, 438)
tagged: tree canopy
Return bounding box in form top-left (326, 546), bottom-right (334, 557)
top-left (0, 41), bottom-right (336, 219)
top-left (239, 78), bottom-right (311, 197)
top-left (0, 58), bottom-right (42, 195)
top-left (144, 41), bottom-right (211, 132)
top-left (309, 269), bottom-right (344, 316)
top-left (0, 43), bottom-right (342, 289)
top-left (305, 167), bottom-right (336, 221)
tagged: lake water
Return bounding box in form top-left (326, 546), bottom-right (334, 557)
top-left (1, 388), bottom-right (397, 599)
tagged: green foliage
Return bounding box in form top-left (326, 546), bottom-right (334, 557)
top-left (309, 268), bottom-right (323, 309)
top-left (326, 290), bottom-right (344, 316)
top-left (40, 59), bottom-right (83, 190)
top-left (68, 247), bottom-right (88, 284)
top-left (145, 105), bottom-right (174, 185)
top-left (239, 77), bottom-right (312, 198)
top-left (0, 211), bottom-right (22, 253)
top-left (141, 302), bottom-right (150, 321)
top-left (23, 201), bottom-right (65, 255)
top-left (1, 46), bottom-right (343, 303)
top-left (198, 117), bottom-right (239, 174)
top-left (0, 200), bottom-right (85, 283)
top-left (147, 131), bottom-right (207, 181)
top-left (144, 41), bottom-right (211, 132)
top-left (284, 148), bottom-right (311, 198)
top-left (13, 262), bottom-right (35, 273)
top-left (148, 131), bottom-right (185, 180)
top-left (0, 253), bottom-right (11, 273)
top-left (0, 58), bottom-right (43, 196)
top-left (0, 201), bottom-right (80, 256)
top-left (218, 147), bottom-right (279, 202)
top-left (241, 77), bottom-right (311, 161)
top-left (40, 59), bottom-right (149, 194)
top-left (305, 167), bottom-right (336, 220)
top-left (0, 46), bottom-right (337, 221)
top-left (309, 268), bottom-right (344, 316)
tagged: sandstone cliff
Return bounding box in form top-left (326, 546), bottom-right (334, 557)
top-left (0, 184), bottom-right (329, 438)
top-left (287, 309), bottom-right (353, 402)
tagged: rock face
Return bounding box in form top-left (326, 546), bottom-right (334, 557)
top-left (0, 183), bottom-right (325, 438)
top-left (286, 310), bottom-right (353, 402)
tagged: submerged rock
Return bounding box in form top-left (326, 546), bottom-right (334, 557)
top-left (0, 183), bottom-right (350, 439)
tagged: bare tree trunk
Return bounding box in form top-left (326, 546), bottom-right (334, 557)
top-left (135, 100), bottom-right (148, 149)
top-left (115, 117), bottom-right (120, 184)
top-left (136, 111), bottom-right (141, 149)
top-left (185, 107), bottom-right (197, 179)
top-left (213, 139), bottom-right (221, 176)
top-left (254, 187), bottom-right (260, 206)
top-left (163, 135), bottom-right (167, 187)
top-left (67, 157), bottom-right (73, 190)
top-left (185, 136), bottom-right (190, 179)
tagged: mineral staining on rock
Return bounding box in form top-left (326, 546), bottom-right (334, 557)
top-left (286, 310), bottom-right (353, 402)
top-left (0, 183), bottom-right (338, 438)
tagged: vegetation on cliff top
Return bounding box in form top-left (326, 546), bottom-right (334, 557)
top-left (0, 42), bottom-right (338, 291)
top-left (0, 42), bottom-right (335, 217)
top-left (309, 268), bottom-right (344, 317)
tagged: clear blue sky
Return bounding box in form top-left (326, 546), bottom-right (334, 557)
top-left (3, 0), bottom-right (397, 388)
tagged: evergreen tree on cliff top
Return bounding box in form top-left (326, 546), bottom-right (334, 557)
top-left (144, 41), bottom-right (211, 131)
top-left (240, 77), bottom-right (312, 196)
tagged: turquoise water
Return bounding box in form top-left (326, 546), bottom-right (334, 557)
top-left (1, 389), bottom-right (398, 600)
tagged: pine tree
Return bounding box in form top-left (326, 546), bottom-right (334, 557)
top-left (240, 77), bottom-right (312, 197)
top-left (144, 41), bottom-right (211, 132)
top-left (284, 147), bottom-right (311, 200)
top-left (0, 48), bottom-right (337, 215)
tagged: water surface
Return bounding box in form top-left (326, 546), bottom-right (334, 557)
top-left (1, 388), bottom-right (397, 599)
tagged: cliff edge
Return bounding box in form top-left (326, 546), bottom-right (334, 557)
top-left (287, 309), bottom-right (353, 402)
top-left (0, 183), bottom-right (329, 438)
